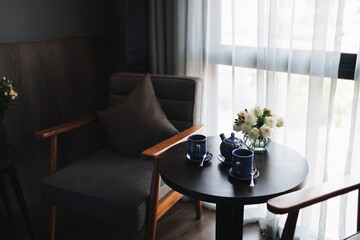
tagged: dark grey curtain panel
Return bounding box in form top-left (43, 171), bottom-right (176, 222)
top-left (148, 0), bottom-right (188, 75)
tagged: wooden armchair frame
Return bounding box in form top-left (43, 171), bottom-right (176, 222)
top-left (35, 115), bottom-right (204, 240)
top-left (267, 174), bottom-right (360, 240)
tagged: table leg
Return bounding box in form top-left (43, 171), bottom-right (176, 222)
top-left (216, 203), bottom-right (244, 240)
top-left (0, 174), bottom-right (12, 219)
top-left (8, 166), bottom-right (35, 240)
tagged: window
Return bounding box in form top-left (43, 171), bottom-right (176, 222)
top-left (208, 0), bottom-right (358, 80)
top-left (205, 0), bottom-right (360, 238)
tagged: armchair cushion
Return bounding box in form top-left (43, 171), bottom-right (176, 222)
top-left (41, 148), bottom-right (171, 231)
top-left (97, 73), bottom-right (178, 155)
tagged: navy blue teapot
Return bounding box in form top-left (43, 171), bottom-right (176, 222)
top-left (219, 132), bottom-right (244, 163)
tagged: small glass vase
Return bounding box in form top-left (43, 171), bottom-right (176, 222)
top-left (243, 133), bottom-right (271, 153)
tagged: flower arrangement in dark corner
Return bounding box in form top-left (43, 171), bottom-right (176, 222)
top-left (0, 77), bottom-right (18, 121)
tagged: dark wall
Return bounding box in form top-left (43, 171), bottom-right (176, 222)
top-left (0, 0), bottom-right (106, 42)
top-left (106, 0), bottom-right (149, 73)
top-left (0, 0), bottom-right (150, 217)
top-left (0, 0), bottom-right (109, 217)
top-left (0, 0), bottom-right (149, 73)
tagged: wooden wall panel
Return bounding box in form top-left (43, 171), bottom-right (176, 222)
top-left (0, 35), bottom-right (111, 214)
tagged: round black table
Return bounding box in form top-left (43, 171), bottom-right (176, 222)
top-left (159, 136), bottom-right (308, 240)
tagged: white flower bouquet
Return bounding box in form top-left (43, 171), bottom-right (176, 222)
top-left (233, 106), bottom-right (284, 152)
top-left (0, 77), bottom-right (18, 121)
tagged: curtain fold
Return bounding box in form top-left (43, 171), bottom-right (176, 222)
top-left (339, 44), bottom-right (360, 239)
top-left (301, 1), bottom-right (331, 239)
top-left (149, 0), bottom-right (360, 238)
top-left (318, 0), bottom-right (344, 238)
top-left (149, 0), bottom-right (187, 75)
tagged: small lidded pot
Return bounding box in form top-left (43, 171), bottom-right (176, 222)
top-left (219, 132), bottom-right (244, 163)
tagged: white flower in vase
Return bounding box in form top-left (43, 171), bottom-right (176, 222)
top-left (260, 125), bottom-right (272, 139)
top-left (241, 123), bottom-right (252, 133)
top-left (234, 106), bottom-right (284, 152)
top-left (251, 105), bottom-right (263, 117)
top-left (244, 113), bottom-right (256, 125)
top-left (276, 117), bottom-right (284, 127)
top-left (264, 117), bottom-right (277, 128)
top-left (233, 123), bottom-right (242, 132)
top-left (248, 128), bottom-right (260, 140)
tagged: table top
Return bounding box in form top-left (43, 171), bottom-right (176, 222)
top-left (159, 136), bottom-right (309, 205)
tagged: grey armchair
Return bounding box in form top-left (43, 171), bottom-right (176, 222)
top-left (35, 73), bottom-right (204, 240)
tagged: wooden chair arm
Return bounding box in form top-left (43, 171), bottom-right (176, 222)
top-left (34, 114), bottom-right (98, 139)
top-left (267, 174), bottom-right (360, 215)
top-left (141, 124), bottom-right (205, 160)
top-left (34, 114), bottom-right (98, 175)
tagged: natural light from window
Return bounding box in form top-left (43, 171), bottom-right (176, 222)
top-left (215, 0), bottom-right (360, 238)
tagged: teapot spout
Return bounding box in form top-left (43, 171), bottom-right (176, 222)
top-left (220, 133), bottom-right (226, 141)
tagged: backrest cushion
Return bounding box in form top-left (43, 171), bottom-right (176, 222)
top-left (109, 73), bottom-right (202, 132)
top-left (97, 73), bottom-right (179, 155)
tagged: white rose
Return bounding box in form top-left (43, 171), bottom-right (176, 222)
top-left (276, 117), bottom-right (284, 127)
top-left (248, 128), bottom-right (260, 140)
top-left (233, 123), bottom-right (241, 132)
top-left (251, 106), bottom-right (263, 117)
top-left (4, 92), bottom-right (7, 96)
top-left (245, 113), bottom-right (256, 125)
top-left (241, 123), bottom-right (252, 133)
top-left (260, 125), bottom-right (272, 139)
top-left (264, 117), bottom-right (277, 128)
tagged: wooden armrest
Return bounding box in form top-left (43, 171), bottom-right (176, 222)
top-left (267, 174), bottom-right (360, 214)
top-left (141, 124), bottom-right (205, 160)
top-left (34, 114), bottom-right (98, 139)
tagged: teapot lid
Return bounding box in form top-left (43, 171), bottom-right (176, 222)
top-left (224, 132), bottom-right (240, 144)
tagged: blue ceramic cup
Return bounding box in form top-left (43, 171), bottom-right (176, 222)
top-left (231, 148), bottom-right (254, 178)
top-left (187, 134), bottom-right (207, 161)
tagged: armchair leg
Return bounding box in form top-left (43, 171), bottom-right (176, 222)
top-left (280, 211), bottom-right (299, 240)
top-left (146, 159), bottom-right (161, 240)
top-left (357, 188), bottom-right (360, 232)
top-left (195, 200), bottom-right (202, 219)
top-left (50, 205), bottom-right (56, 240)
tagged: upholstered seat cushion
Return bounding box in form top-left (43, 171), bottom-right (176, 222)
top-left (41, 148), bottom-right (171, 231)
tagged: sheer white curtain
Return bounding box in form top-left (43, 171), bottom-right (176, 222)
top-left (150, 0), bottom-right (360, 238)
top-left (202, 0), bottom-right (360, 239)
